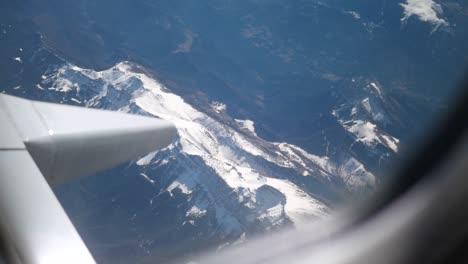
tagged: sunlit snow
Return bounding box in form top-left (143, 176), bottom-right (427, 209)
top-left (44, 61), bottom-right (379, 230)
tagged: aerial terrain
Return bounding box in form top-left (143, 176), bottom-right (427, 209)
top-left (0, 0), bottom-right (467, 263)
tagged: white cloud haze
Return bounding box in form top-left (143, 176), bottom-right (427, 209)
top-left (400, 0), bottom-right (448, 27)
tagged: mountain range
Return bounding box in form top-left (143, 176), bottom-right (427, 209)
top-left (1, 0), bottom-right (467, 263)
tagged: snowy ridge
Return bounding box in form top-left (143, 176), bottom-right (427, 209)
top-left (333, 81), bottom-right (400, 153)
top-left (41, 61), bottom-right (376, 235)
top-left (340, 119), bottom-right (399, 153)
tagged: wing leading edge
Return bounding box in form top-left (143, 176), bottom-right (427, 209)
top-left (0, 94), bottom-right (176, 264)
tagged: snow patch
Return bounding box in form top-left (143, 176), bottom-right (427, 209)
top-left (340, 158), bottom-right (376, 190)
top-left (266, 178), bottom-right (328, 225)
top-left (137, 151), bottom-right (158, 166)
top-left (70, 98), bottom-right (82, 104)
top-left (235, 119), bottom-right (257, 136)
top-left (369, 82), bottom-right (383, 99)
top-left (139, 173), bottom-right (155, 184)
top-left (186, 206), bottom-right (207, 218)
top-left (342, 120), bottom-right (399, 152)
top-left (361, 98), bottom-right (384, 122)
top-left (211, 101), bottom-right (227, 113)
top-left (47, 77), bottom-right (79, 93)
top-left (345, 11), bottom-right (361, 20)
top-left (167, 181), bottom-right (192, 195)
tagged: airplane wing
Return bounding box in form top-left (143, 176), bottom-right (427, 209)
top-left (0, 94), bottom-right (176, 264)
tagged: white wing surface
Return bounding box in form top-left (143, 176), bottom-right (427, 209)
top-left (0, 94), bottom-right (176, 264)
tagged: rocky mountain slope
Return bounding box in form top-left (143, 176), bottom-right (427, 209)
top-left (34, 59), bottom-right (389, 263)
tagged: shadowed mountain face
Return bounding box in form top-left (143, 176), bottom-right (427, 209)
top-left (1, 0), bottom-right (467, 263)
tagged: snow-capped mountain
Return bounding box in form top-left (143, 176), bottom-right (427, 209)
top-left (39, 61), bottom-right (380, 235)
top-left (332, 81), bottom-right (399, 153)
top-left (4, 1), bottom-right (466, 262)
